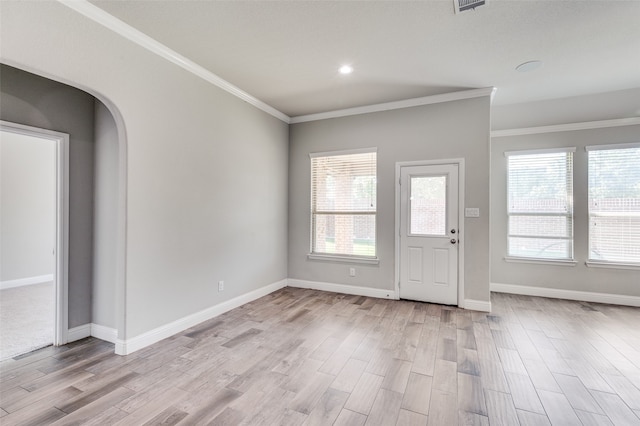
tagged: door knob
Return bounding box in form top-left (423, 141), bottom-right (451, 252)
top-left (450, 239), bottom-right (457, 244)
top-left (450, 229), bottom-right (456, 234)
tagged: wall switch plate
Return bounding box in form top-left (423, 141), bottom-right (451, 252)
top-left (349, 268), bottom-right (356, 277)
top-left (218, 281), bottom-right (224, 292)
top-left (465, 208), bottom-right (480, 218)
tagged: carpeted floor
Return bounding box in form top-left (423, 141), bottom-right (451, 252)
top-left (0, 281), bottom-right (54, 361)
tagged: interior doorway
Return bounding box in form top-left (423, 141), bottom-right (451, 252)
top-left (0, 121), bottom-right (69, 360)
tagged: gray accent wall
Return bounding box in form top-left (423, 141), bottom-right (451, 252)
top-left (289, 97), bottom-right (492, 303)
top-left (1, 1), bottom-right (289, 339)
top-left (92, 100), bottom-right (119, 329)
top-left (491, 124), bottom-right (640, 297)
top-left (0, 64), bottom-right (95, 328)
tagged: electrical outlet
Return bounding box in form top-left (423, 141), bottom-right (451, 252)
top-left (218, 280), bottom-right (224, 292)
top-left (349, 268), bottom-right (356, 277)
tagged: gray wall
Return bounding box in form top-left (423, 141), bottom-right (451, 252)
top-left (491, 88), bottom-right (640, 298)
top-left (491, 124), bottom-right (640, 297)
top-left (289, 96), bottom-right (492, 303)
top-left (0, 64), bottom-right (95, 328)
top-left (0, 131), bottom-right (55, 283)
top-left (92, 100), bottom-right (119, 328)
top-left (492, 88), bottom-right (640, 131)
top-left (1, 1), bottom-right (289, 339)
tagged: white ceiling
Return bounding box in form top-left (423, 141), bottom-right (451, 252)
top-left (90, 0), bottom-right (640, 118)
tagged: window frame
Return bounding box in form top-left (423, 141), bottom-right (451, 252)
top-left (586, 142), bottom-right (640, 269)
top-left (505, 148), bottom-right (576, 263)
top-left (308, 148), bottom-right (379, 264)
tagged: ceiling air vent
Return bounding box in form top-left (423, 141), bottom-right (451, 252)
top-left (454, 0), bottom-right (485, 13)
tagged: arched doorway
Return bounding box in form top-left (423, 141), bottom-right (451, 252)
top-left (0, 63), bottom-right (127, 355)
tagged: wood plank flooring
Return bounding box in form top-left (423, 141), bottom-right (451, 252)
top-left (1, 288), bottom-right (640, 425)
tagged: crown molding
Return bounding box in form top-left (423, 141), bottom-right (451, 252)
top-left (55, 1), bottom-right (498, 126)
top-left (290, 87), bottom-right (496, 124)
top-left (57, 0), bottom-right (291, 123)
top-left (492, 117), bottom-right (640, 138)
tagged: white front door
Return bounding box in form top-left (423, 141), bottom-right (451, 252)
top-left (399, 164), bottom-right (459, 305)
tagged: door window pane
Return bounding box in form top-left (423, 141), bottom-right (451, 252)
top-left (410, 176), bottom-right (446, 236)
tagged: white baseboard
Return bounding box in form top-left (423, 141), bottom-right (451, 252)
top-left (287, 279), bottom-right (397, 300)
top-left (115, 279), bottom-right (288, 355)
top-left (66, 323), bottom-right (118, 346)
top-left (70, 279), bottom-right (496, 356)
top-left (91, 323), bottom-right (118, 344)
top-left (464, 299), bottom-right (492, 312)
top-left (1, 274), bottom-right (54, 290)
top-left (67, 324), bottom-right (91, 343)
top-left (491, 282), bottom-right (640, 307)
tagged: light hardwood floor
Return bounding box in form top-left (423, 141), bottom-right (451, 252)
top-left (1, 288), bottom-right (640, 425)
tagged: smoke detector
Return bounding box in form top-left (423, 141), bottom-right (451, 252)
top-left (454, 0), bottom-right (486, 13)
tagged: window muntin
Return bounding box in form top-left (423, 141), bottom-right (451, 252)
top-left (588, 144), bottom-right (640, 265)
top-left (507, 150), bottom-right (574, 260)
top-left (311, 150), bottom-right (376, 258)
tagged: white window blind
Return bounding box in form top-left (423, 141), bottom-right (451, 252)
top-left (506, 149), bottom-right (574, 260)
top-left (311, 150), bottom-right (376, 258)
top-left (587, 144), bottom-right (640, 265)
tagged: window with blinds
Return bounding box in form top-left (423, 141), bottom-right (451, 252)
top-left (506, 149), bottom-right (574, 260)
top-left (310, 149), bottom-right (377, 258)
top-left (587, 144), bottom-right (640, 265)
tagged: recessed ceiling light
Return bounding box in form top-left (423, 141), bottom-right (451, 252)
top-left (516, 60), bottom-right (543, 73)
top-left (339, 65), bottom-right (353, 75)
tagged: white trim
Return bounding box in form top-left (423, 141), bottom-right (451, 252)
top-left (491, 282), bottom-right (640, 308)
top-left (55, 131), bottom-right (70, 347)
top-left (291, 87), bottom-right (495, 124)
top-left (463, 299), bottom-right (492, 312)
top-left (395, 159), bottom-right (466, 308)
top-left (458, 162), bottom-right (466, 310)
top-left (56, 0), bottom-right (497, 126)
top-left (91, 324), bottom-right (118, 344)
top-left (309, 147), bottom-right (377, 158)
top-left (585, 261), bottom-right (640, 271)
top-left (0, 275), bottom-right (54, 290)
top-left (67, 323), bottom-right (118, 344)
top-left (307, 254), bottom-right (380, 265)
top-left (288, 279), bottom-right (396, 300)
top-left (114, 279), bottom-right (288, 355)
top-left (56, 0), bottom-right (290, 124)
top-left (504, 257), bottom-right (577, 267)
top-left (67, 324), bottom-right (91, 343)
top-left (1, 121), bottom-right (69, 347)
top-left (504, 147), bottom-right (576, 157)
top-left (492, 117), bottom-right (640, 138)
top-left (585, 142), bottom-right (640, 152)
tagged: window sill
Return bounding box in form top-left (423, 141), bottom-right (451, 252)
top-left (504, 257), bottom-right (577, 267)
top-left (586, 261), bottom-right (640, 271)
top-left (307, 253), bottom-right (380, 265)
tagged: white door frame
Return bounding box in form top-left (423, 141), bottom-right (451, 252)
top-left (1, 120), bottom-right (69, 346)
top-left (395, 158), bottom-right (465, 307)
